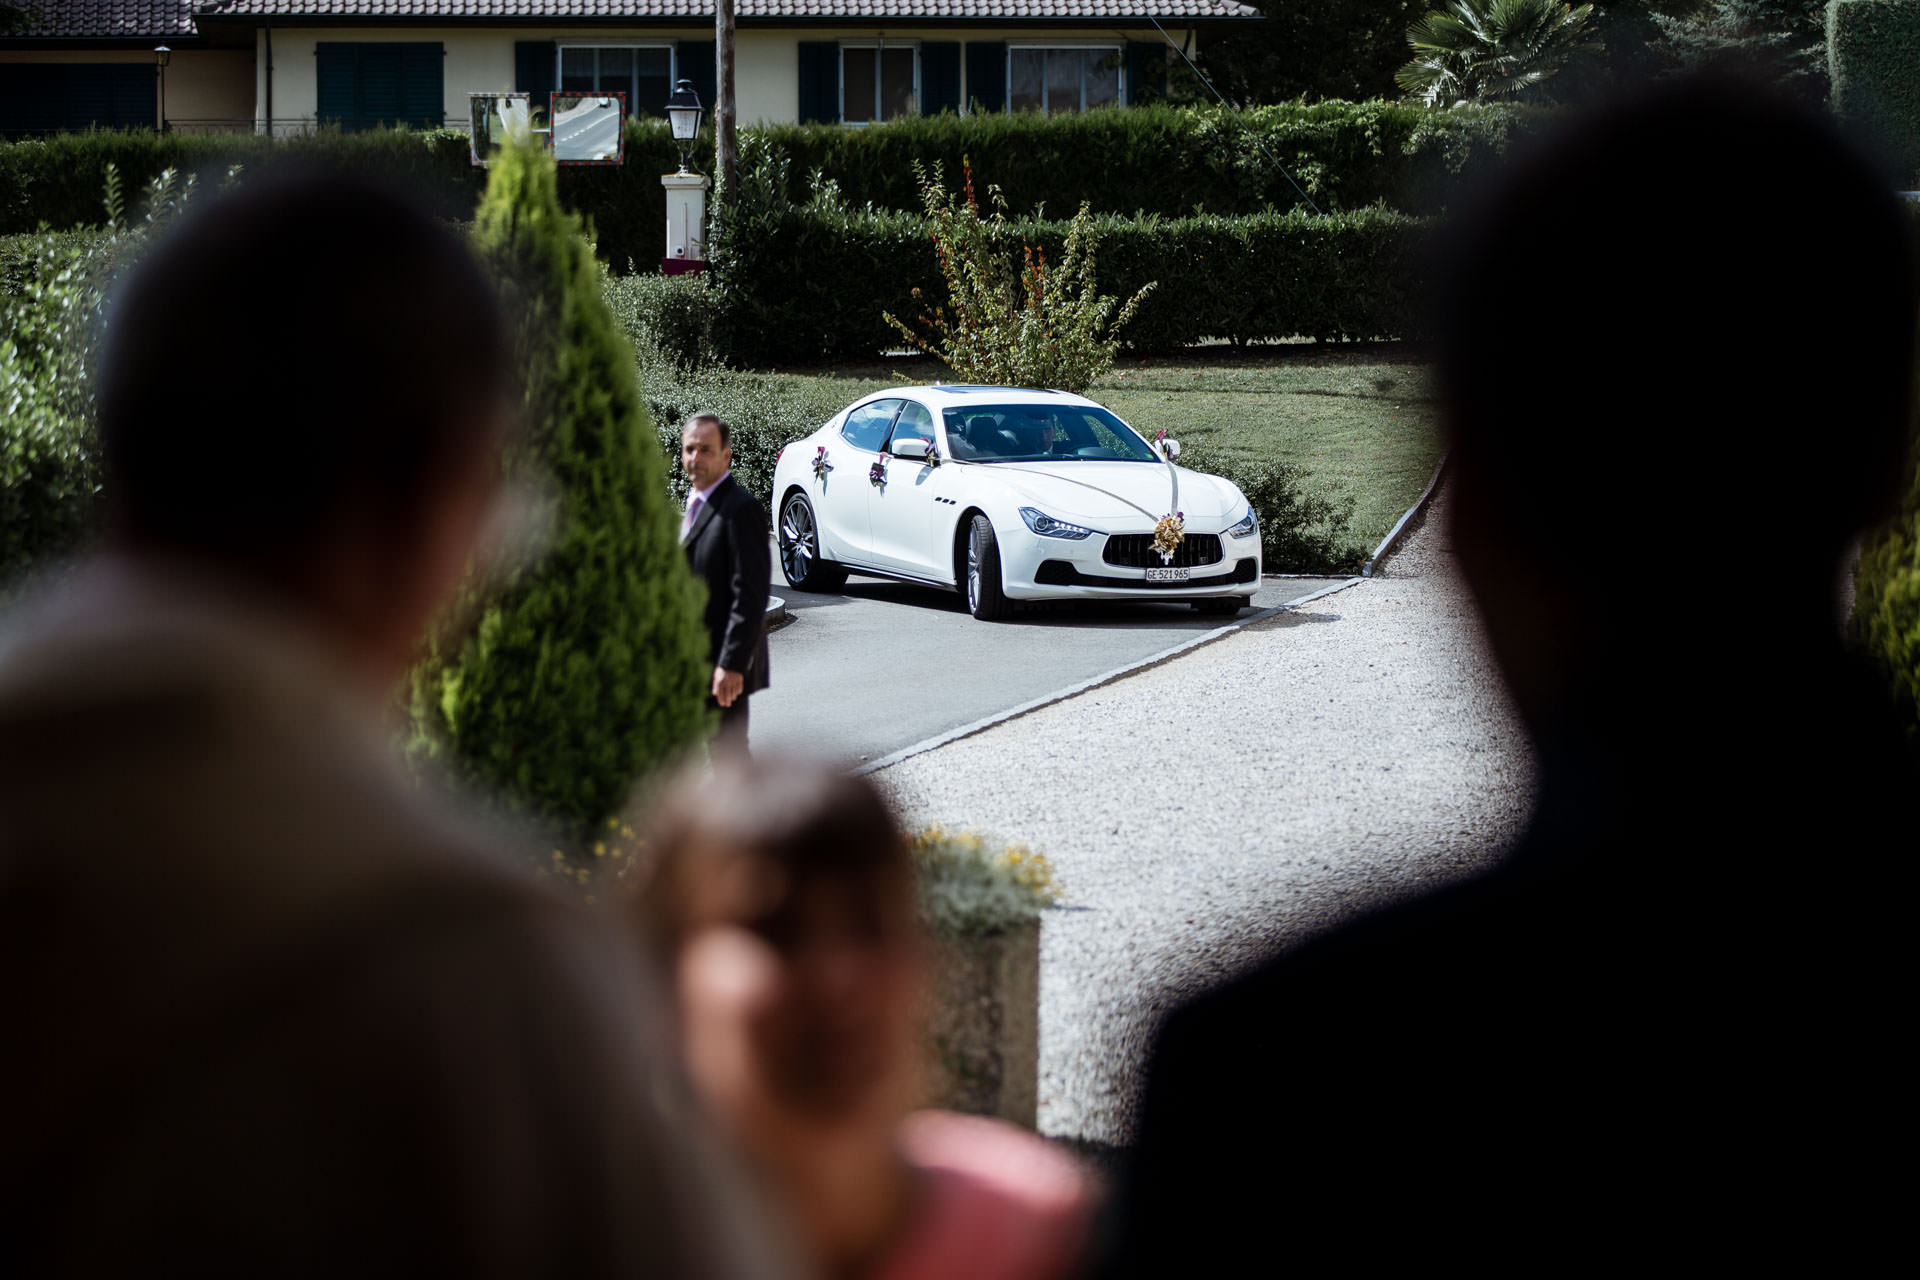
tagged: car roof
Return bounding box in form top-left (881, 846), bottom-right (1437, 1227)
top-left (859, 385), bottom-right (1105, 412)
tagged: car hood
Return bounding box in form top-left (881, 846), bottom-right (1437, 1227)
top-left (981, 461), bottom-right (1242, 529)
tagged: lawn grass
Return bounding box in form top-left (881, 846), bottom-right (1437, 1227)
top-left (748, 342), bottom-right (1445, 556)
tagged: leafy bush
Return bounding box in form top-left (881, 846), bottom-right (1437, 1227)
top-left (3, 103), bottom-right (1536, 254)
top-left (1185, 451), bottom-right (1369, 574)
top-left (406, 136), bottom-right (713, 858)
top-left (1, 167), bottom-right (213, 600)
top-left (911, 826), bottom-right (1063, 938)
top-left (1853, 436), bottom-right (1920, 742)
top-left (714, 184), bottom-right (1430, 365)
top-left (884, 162), bottom-right (1153, 395)
top-left (603, 268), bottom-right (722, 373)
top-left (1829, 0), bottom-right (1920, 184)
top-left (1396, 0), bottom-right (1603, 107)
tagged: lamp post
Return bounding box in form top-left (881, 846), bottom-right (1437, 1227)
top-left (660, 79), bottom-right (709, 274)
top-left (665, 78), bottom-right (703, 174)
top-left (154, 45), bottom-right (171, 134)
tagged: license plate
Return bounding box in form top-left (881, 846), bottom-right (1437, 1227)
top-left (1145, 567), bottom-right (1189, 583)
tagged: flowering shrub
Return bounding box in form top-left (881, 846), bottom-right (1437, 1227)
top-left (884, 161), bottom-right (1153, 395)
top-left (911, 825), bottom-right (1063, 938)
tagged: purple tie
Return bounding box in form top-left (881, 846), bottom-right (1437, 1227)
top-left (682, 493), bottom-right (704, 538)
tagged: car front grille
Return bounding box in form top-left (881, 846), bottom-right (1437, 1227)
top-left (1102, 533), bottom-right (1224, 569)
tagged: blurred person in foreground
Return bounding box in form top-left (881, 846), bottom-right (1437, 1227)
top-left (0, 171), bottom-right (785, 1277)
top-left (1110, 77), bottom-right (1918, 1273)
top-left (631, 756), bottom-right (1095, 1280)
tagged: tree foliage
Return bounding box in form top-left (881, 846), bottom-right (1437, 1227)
top-left (1853, 434), bottom-right (1920, 744)
top-left (883, 162), bottom-right (1154, 395)
top-left (406, 135), bottom-right (712, 858)
top-left (1396, 0), bottom-right (1604, 106)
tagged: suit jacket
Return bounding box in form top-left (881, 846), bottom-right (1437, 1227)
top-left (682, 473), bottom-right (771, 695)
top-left (0, 565), bottom-right (791, 1278)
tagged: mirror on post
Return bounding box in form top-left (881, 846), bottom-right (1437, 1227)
top-left (549, 92), bottom-right (626, 165)
top-left (468, 93), bottom-right (531, 166)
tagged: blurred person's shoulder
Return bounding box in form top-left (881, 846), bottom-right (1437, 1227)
top-left (873, 1110), bottom-right (1094, 1280)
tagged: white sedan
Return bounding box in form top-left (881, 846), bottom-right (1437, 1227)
top-left (769, 385), bottom-right (1261, 620)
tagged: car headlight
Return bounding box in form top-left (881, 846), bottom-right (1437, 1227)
top-left (1019, 507), bottom-right (1094, 540)
top-left (1225, 507), bottom-right (1258, 540)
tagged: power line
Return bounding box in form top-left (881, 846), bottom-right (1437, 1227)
top-left (1147, 16), bottom-right (1324, 217)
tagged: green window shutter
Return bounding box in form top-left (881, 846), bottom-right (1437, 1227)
top-left (679, 39), bottom-right (716, 115)
top-left (515, 40), bottom-right (556, 104)
top-left (400, 43), bottom-right (444, 128)
top-left (921, 42), bottom-right (960, 115)
top-left (1125, 41), bottom-right (1167, 107)
top-left (797, 41), bottom-right (839, 124)
top-left (964, 42), bottom-right (1005, 113)
top-left (315, 43), bottom-right (359, 129)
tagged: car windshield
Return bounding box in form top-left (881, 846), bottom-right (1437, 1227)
top-left (941, 404), bottom-right (1160, 463)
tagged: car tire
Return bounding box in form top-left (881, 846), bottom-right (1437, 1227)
top-left (1193, 596), bottom-right (1252, 616)
top-left (965, 514), bottom-right (1012, 621)
top-left (778, 491), bottom-right (847, 592)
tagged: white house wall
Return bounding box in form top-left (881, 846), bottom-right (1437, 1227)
top-left (262, 26), bottom-right (1166, 129)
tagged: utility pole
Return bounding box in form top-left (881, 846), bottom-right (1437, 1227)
top-left (715, 0), bottom-right (737, 196)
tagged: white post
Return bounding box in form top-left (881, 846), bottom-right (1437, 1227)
top-left (661, 171), bottom-right (712, 264)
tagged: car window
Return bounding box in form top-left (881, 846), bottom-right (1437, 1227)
top-left (939, 404), bottom-right (1158, 462)
top-left (841, 399), bottom-right (902, 453)
top-left (887, 401), bottom-right (937, 453)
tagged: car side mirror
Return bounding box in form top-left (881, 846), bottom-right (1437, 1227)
top-left (1155, 437), bottom-right (1182, 460)
top-left (891, 436), bottom-right (932, 460)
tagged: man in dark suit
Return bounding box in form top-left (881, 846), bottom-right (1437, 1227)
top-left (681, 413), bottom-right (771, 755)
top-left (1108, 79), bottom-right (1917, 1274)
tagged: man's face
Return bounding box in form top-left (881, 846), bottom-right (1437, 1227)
top-left (682, 420), bottom-right (731, 492)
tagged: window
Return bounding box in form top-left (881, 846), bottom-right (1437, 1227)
top-left (1008, 47), bottom-right (1121, 115)
top-left (941, 405), bottom-right (1156, 462)
top-left (315, 43), bottom-right (444, 132)
top-left (559, 45), bottom-right (674, 117)
top-left (0, 64), bottom-right (152, 138)
top-left (841, 400), bottom-right (903, 452)
top-left (887, 402), bottom-right (937, 453)
top-left (841, 45), bottom-right (917, 124)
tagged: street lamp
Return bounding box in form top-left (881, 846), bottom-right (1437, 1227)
top-left (154, 45), bottom-right (171, 134)
top-left (666, 78), bottom-right (703, 174)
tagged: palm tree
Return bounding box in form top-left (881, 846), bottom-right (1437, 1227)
top-left (1396, 0), bottom-right (1601, 107)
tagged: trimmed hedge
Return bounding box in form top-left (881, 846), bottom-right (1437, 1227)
top-left (0, 121), bottom-right (714, 272)
top-left (1, 101), bottom-right (1528, 259)
top-left (714, 203), bottom-right (1430, 365)
top-left (1829, 0), bottom-right (1920, 183)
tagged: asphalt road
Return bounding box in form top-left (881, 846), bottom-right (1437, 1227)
top-left (754, 550), bottom-right (1346, 766)
top-left (551, 98), bottom-right (621, 160)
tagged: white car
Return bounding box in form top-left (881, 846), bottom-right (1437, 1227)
top-left (769, 385), bottom-right (1261, 620)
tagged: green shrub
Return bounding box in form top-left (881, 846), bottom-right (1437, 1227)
top-left (2, 103), bottom-right (1533, 257)
top-left (406, 136), bottom-right (713, 858)
top-left (639, 359), bottom-right (846, 510)
top-left (715, 193), bottom-right (1429, 365)
top-left (1853, 436), bottom-right (1920, 742)
top-left (1, 167), bottom-right (211, 600)
top-left (603, 268), bottom-right (721, 373)
top-left (884, 162), bottom-right (1154, 395)
top-left (1829, 0), bottom-right (1920, 183)
top-left (911, 826), bottom-right (1063, 938)
top-left (1184, 451), bottom-right (1369, 574)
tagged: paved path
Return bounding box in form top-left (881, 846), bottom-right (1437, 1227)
top-left (871, 487), bottom-right (1538, 1146)
top-left (756, 564), bottom-right (1346, 767)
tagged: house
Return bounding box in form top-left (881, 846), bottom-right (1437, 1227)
top-left (1, 0), bottom-right (1258, 138)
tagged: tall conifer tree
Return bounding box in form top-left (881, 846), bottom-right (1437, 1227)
top-left (409, 136), bottom-right (712, 855)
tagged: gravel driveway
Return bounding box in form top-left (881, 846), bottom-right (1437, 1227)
top-left (874, 485), bottom-right (1538, 1146)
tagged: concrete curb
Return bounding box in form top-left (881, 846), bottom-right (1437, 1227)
top-left (764, 595), bottom-right (790, 631)
top-left (856, 578), bottom-right (1364, 777)
top-left (1362, 453), bottom-right (1449, 579)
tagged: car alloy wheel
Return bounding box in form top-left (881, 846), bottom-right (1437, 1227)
top-left (779, 492), bottom-right (846, 592)
top-left (965, 513), bottom-right (1010, 621)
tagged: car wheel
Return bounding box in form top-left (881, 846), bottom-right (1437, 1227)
top-left (778, 492), bottom-right (847, 592)
top-left (1193, 596), bottom-right (1252, 616)
top-left (965, 514), bottom-right (1011, 621)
